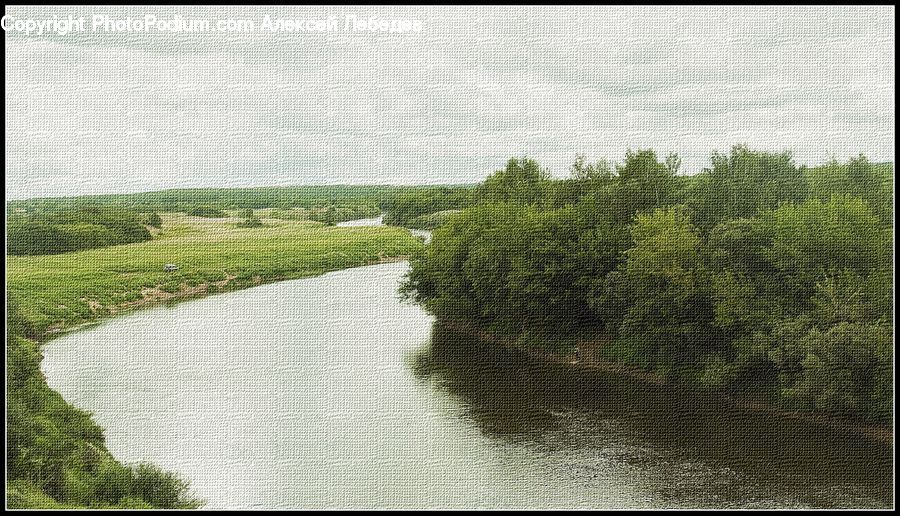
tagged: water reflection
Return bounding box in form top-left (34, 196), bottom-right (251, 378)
top-left (41, 262), bottom-right (892, 509)
top-left (409, 322), bottom-right (893, 508)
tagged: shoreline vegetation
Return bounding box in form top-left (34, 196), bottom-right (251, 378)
top-left (401, 149), bottom-right (893, 442)
top-left (5, 151), bottom-right (895, 508)
top-left (437, 319), bottom-right (893, 445)
top-left (7, 212), bottom-right (424, 509)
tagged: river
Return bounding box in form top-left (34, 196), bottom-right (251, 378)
top-left (336, 215), bottom-right (432, 242)
top-left (40, 243), bottom-right (892, 509)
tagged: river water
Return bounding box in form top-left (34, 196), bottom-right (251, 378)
top-left (336, 215), bottom-right (432, 242)
top-left (41, 259), bottom-right (892, 509)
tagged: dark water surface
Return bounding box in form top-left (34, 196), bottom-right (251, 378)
top-left (42, 262), bottom-right (893, 509)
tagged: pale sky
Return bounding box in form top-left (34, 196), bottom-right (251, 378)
top-left (5, 5), bottom-right (895, 199)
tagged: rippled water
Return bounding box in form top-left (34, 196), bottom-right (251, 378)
top-left (42, 262), bottom-right (892, 509)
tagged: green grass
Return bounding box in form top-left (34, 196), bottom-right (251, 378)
top-left (8, 213), bottom-right (424, 337)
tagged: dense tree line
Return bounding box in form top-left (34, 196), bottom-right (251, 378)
top-left (404, 148), bottom-right (893, 422)
top-left (7, 206), bottom-right (154, 256)
top-left (264, 204), bottom-right (380, 224)
top-left (7, 185), bottom-right (475, 215)
top-left (309, 204), bottom-right (380, 225)
top-left (380, 187), bottom-right (475, 227)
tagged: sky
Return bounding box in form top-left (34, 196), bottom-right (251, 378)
top-left (4, 5), bottom-right (895, 200)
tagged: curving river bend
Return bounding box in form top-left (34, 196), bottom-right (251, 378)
top-left (41, 225), bottom-right (892, 509)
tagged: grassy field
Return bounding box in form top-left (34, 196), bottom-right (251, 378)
top-left (8, 213), bottom-right (424, 337)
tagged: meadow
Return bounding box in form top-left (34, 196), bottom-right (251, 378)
top-left (8, 213), bottom-right (424, 339)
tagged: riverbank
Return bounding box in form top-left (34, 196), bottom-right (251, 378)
top-left (7, 215), bottom-right (424, 509)
top-left (42, 252), bottom-right (414, 339)
top-left (437, 319), bottom-right (893, 445)
top-left (9, 213), bottom-right (424, 340)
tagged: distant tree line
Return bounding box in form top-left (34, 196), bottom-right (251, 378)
top-left (380, 187), bottom-right (475, 227)
top-left (7, 185), bottom-right (481, 235)
top-left (6, 185), bottom-right (474, 214)
top-left (403, 148), bottom-right (893, 422)
top-left (7, 206), bottom-right (154, 256)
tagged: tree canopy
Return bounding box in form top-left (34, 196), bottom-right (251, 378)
top-left (404, 148), bottom-right (893, 422)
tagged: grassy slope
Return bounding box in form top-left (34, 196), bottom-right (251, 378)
top-left (8, 214), bottom-right (423, 336)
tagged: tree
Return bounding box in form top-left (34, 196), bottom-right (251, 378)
top-left (143, 212), bottom-right (162, 229)
top-left (756, 195), bottom-right (887, 306)
top-left (618, 206), bottom-right (715, 373)
top-left (806, 155), bottom-right (891, 224)
top-left (570, 154), bottom-right (615, 183)
top-left (613, 149), bottom-right (679, 222)
top-left (401, 149), bottom-right (893, 423)
top-left (237, 208), bottom-right (263, 228)
top-left (769, 320), bottom-right (891, 420)
top-left (7, 205), bottom-right (152, 256)
top-left (687, 145), bottom-right (808, 232)
top-left (476, 157), bottom-right (549, 205)
top-left (403, 203), bottom-right (527, 321)
top-left (321, 206), bottom-right (337, 225)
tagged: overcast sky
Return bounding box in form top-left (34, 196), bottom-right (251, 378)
top-left (5, 5), bottom-right (895, 199)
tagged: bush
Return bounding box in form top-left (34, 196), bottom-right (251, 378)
top-left (143, 212), bottom-right (163, 228)
top-left (129, 463), bottom-right (200, 509)
top-left (7, 206), bottom-right (152, 256)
